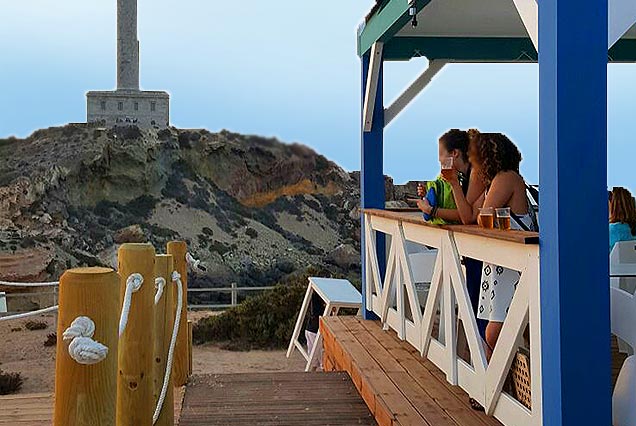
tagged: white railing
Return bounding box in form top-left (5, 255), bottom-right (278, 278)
top-left (364, 209), bottom-right (541, 426)
top-left (188, 284), bottom-right (275, 310)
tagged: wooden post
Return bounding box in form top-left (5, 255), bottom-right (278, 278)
top-left (166, 241), bottom-right (189, 387)
top-left (54, 267), bottom-right (119, 426)
top-left (231, 282), bottom-right (237, 306)
top-left (117, 243), bottom-right (156, 426)
top-left (153, 254), bottom-right (174, 426)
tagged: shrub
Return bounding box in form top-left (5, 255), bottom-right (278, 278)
top-left (24, 320), bottom-right (47, 331)
top-left (0, 370), bottom-right (23, 395)
top-left (245, 227), bottom-right (258, 239)
top-left (193, 276), bottom-right (310, 350)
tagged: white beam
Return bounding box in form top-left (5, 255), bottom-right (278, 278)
top-left (363, 42), bottom-right (383, 132)
top-left (384, 60), bottom-right (446, 127)
top-left (609, 0), bottom-right (636, 48)
top-left (512, 0), bottom-right (538, 52)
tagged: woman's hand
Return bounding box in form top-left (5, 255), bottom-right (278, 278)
top-left (442, 169), bottom-right (460, 188)
top-left (416, 198), bottom-right (433, 215)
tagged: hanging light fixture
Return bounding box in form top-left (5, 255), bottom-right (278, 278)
top-left (409, 2), bottom-right (418, 28)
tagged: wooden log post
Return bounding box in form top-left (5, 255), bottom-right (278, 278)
top-left (117, 243), bottom-right (156, 426)
top-left (166, 241), bottom-right (189, 387)
top-left (153, 254), bottom-right (174, 426)
top-left (54, 267), bottom-right (120, 426)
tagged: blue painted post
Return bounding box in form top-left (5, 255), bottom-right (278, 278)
top-left (360, 52), bottom-right (385, 320)
top-left (539, 0), bottom-right (610, 425)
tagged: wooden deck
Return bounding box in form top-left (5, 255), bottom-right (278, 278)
top-left (321, 315), bottom-right (504, 426)
top-left (179, 372), bottom-right (376, 425)
top-left (0, 388), bottom-right (185, 425)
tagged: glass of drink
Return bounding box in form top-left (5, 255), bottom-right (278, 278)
top-left (496, 207), bottom-right (511, 230)
top-left (478, 207), bottom-right (494, 229)
top-left (440, 157), bottom-right (454, 180)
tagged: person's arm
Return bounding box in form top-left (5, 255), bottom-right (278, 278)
top-left (415, 198), bottom-right (461, 222)
top-left (448, 169), bottom-right (485, 224)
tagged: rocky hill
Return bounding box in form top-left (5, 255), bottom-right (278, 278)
top-left (0, 124), bottom-right (412, 304)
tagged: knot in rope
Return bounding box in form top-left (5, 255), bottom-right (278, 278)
top-left (154, 277), bottom-right (166, 305)
top-left (171, 270), bottom-right (181, 282)
top-left (63, 316), bottom-right (108, 365)
top-left (119, 273), bottom-right (144, 337)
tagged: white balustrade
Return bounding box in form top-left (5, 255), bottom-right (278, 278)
top-left (363, 210), bottom-right (541, 426)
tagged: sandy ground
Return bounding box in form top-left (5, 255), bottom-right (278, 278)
top-left (0, 311), bottom-right (306, 395)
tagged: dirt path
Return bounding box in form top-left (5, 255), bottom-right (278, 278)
top-left (0, 311), bottom-right (306, 395)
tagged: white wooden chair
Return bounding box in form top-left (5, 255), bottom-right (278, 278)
top-left (611, 276), bottom-right (636, 425)
top-left (611, 241), bottom-right (636, 294)
top-left (286, 277), bottom-right (362, 371)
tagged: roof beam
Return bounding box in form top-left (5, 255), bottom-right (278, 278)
top-left (512, 0), bottom-right (538, 51)
top-left (357, 0), bottom-right (431, 57)
top-left (609, 0), bottom-right (636, 48)
top-left (363, 42), bottom-right (384, 132)
top-left (384, 60), bottom-right (446, 127)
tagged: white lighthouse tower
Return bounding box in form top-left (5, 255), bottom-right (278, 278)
top-left (86, 0), bottom-right (169, 128)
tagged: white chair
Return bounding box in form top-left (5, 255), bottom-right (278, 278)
top-left (286, 277), bottom-right (362, 371)
top-left (611, 281), bottom-right (636, 425)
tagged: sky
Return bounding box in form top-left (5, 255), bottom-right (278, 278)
top-left (0, 1), bottom-right (634, 187)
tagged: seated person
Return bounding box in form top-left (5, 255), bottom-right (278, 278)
top-left (609, 187), bottom-right (636, 253)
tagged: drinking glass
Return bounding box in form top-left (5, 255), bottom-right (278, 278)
top-left (496, 207), bottom-right (511, 230)
top-left (478, 207), bottom-right (494, 229)
top-left (440, 157), bottom-right (454, 180)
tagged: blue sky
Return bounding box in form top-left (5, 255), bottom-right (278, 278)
top-left (1, 1), bottom-right (634, 187)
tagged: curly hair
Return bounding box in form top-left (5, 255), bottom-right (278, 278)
top-left (610, 187), bottom-right (636, 236)
top-left (468, 130), bottom-right (522, 184)
top-left (439, 129), bottom-right (469, 162)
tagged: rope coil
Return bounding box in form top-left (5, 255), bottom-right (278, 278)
top-left (152, 270), bottom-right (183, 424)
top-left (119, 273), bottom-right (143, 337)
top-left (63, 316), bottom-right (108, 365)
top-left (186, 252), bottom-right (206, 272)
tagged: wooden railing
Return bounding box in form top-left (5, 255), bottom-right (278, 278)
top-left (363, 209), bottom-right (541, 426)
top-left (188, 284), bottom-right (275, 309)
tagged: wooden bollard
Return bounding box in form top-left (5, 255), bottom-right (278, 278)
top-left (54, 267), bottom-right (119, 426)
top-left (166, 241), bottom-right (189, 387)
top-left (117, 243), bottom-right (156, 426)
top-left (153, 254), bottom-right (174, 426)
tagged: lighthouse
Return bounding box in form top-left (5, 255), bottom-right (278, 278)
top-left (86, 0), bottom-right (170, 128)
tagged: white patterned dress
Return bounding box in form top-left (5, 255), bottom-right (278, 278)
top-left (477, 214), bottom-right (534, 323)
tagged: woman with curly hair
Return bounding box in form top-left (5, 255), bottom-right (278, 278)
top-left (609, 187), bottom-right (636, 253)
top-left (453, 131), bottom-right (536, 358)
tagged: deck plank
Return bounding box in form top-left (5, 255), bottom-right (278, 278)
top-left (179, 372), bottom-right (376, 426)
top-left (322, 316), bottom-right (505, 426)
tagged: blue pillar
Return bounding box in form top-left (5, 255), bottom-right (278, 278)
top-left (360, 52), bottom-right (385, 320)
top-left (539, 0), bottom-right (610, 425)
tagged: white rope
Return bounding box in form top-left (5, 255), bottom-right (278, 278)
top-left (0, 305), bottom-right (58, 322)
top-left (118, 273), bottom-right (143, 337)
top-left (152, 270), bottom-right (183, 424)
top-left (0, 280), bottom-right (58, 287)
top-left (185, 252), bottom-right (206, 272)
top-left (154, 277), bottom-right (166, 305)
top-left (63, 316), bottom-right (108, 365)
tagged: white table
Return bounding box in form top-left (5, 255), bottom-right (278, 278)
top-left (286, 277), bottom-right (362, 371)
top-left (611, 264), bottom-right (636, 278)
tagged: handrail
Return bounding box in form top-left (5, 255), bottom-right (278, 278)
top-left (187, 284), bottom-right (275, 309)
top-left (363, 209), bottom-right (541, 426)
